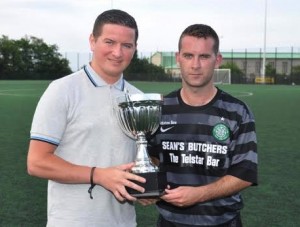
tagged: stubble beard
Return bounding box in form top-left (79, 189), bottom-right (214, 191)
top-left (183, 74), bottom-right (213, 89)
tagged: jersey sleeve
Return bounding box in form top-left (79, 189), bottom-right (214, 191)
top-left (227, 106), bottom-right (258, 185)
top-left (30, 80), bottom-right (68, 145)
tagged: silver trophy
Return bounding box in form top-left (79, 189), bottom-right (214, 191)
top-left (115, 93), bottom-right (167, 197)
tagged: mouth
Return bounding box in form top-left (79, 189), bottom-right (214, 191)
top-left (108, 58), bottom-right (122, 64)
top-left (190, 73), bottom-right (202, 77)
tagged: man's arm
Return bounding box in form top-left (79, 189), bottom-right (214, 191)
top-left (27, 140), bottom-right (146, 201)
top-left (161, 175), bottom-right (252, 207)
top-left (27, 140), bottom-right (91, 183)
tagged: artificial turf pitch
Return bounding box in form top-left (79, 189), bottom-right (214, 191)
top-left (0, 80), bottom-right (299, 226)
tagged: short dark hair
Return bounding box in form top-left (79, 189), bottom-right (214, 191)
top-left (92, 9), bottom-right (138, 43)
top-left (178, 24), bottom-right (219, 54)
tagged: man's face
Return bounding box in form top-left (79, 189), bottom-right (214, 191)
top-left (89, 23), bottom-right (136, 82)
top-left (176, 36), bottom-right (222, 88)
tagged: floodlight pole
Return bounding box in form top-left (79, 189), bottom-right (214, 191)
top-left (261, 0), bottom-right (267, 80)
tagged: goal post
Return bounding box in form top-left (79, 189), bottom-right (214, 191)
top-left (213, 69), bottom-right (231, 85)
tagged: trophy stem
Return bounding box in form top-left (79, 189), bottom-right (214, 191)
top-left (131, 133), bottom-right (158, 173)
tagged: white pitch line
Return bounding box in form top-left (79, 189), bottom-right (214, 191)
top-left (0, 89), bottom-right (37, 92)
top-left (0, 89), bottom-right (40, 97)
top-left (234, 92), bottom-right (254, 97)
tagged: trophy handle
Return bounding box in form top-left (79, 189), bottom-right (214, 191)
top-left (131, 133), bottom-right (158, 173)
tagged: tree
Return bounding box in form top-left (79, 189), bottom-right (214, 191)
top-left (124, 51), bottom-right (171, 81)
top-left (265, 63), bottom-right (276, 76)
top-left (0, 35), bottom-right (72, 80)
top-left (291, 65), bottom-right (300, 84)
top-left (220, 62), bottom-right (245, 84)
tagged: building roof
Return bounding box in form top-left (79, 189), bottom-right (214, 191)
top-left (221, 52), bottom-right (300, 59)
top-left (151, 50), bottom-right (300, 68)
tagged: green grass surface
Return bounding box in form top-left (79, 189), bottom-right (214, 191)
top-left (0, 80), bottom-right (299, 226)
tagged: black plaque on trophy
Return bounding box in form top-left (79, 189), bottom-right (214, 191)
top-left (126, 172), bottom-right (167, 197)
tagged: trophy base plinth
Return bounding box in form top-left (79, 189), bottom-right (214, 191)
top-left (126, 171), bottom-right (167, 198)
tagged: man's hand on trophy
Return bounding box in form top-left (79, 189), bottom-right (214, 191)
top-left (94, 163), bottom-right (146, 202)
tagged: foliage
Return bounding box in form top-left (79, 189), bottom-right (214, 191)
top-left (0, 35), bottom-right (72, 80)
top-left (220, 62), bottom-right (246, 83)
top-left (292, 65), bottom-right (300, 74)
top-left (270, 65), bottom-right (300, 85)
top-left (265, 63), bottom-right (276, 76)
top-left (124, 51), bottom-right (172, 81)
top-left (291, 65), bottom-right (300, 84)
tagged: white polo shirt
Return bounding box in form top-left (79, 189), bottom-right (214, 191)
top-left (30, 64), bottom-right (142, 227)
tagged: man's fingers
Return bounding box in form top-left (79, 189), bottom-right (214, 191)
top-left (106, 165), bottom-right (147, 201)
top-left (126, 172), bottom-right (146, 183)
top-left (117, 162), bottom-right (135, 171)
top-left (119, 185), bottom-right (137, 201)
top-left (113, 190), bottom-right (126, 202)
top-left (125, 178), bottom-right (145, 193)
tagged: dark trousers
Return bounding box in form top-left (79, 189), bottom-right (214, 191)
top-left (156, 213), bottom-right (243, 227)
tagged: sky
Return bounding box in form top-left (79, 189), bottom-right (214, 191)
top-left (0, 0), bottom-right (300, 54)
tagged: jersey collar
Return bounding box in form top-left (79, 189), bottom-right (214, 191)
top-left (83, 63), bottom-right (125, 91)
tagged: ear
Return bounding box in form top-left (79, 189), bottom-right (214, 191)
top-left (132, 43), bottom-right (137, 56)
top-left (175, 52), bottom-right (180, 65)
top-left (215, 53), bottom-right (223, 68)
top-left (89, 34), bottom-right (96, 52)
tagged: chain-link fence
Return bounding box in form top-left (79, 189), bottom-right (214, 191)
top-left (62, 47), bottom-right (300, 85)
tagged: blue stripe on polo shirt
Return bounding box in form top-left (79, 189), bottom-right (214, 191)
top-left (121, 79), bottom-right (125, 91)
top-left (83, 65), bottom-right (98, 87)
top-left (30, 136), bottom-right (59, 146)
top-left (83, 64), bottom-right (125, 91)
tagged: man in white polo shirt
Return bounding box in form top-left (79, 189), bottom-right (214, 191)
top-left (27, 9), bottom-right (146, 227)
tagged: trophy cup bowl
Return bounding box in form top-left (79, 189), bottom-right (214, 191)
top-left (115, 93), bottom-right (167, 197)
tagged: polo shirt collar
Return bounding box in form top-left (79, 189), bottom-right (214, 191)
top-left (83, 63), bottom-right (125, 91)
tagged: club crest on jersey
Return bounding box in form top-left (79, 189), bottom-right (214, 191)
top-left (212, 123), bottom-right (230, 141)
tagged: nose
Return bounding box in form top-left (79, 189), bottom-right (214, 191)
top-left (112, 44), bottom-right (122, 58)
top-left (191, 57), bottom-right (201, 69)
